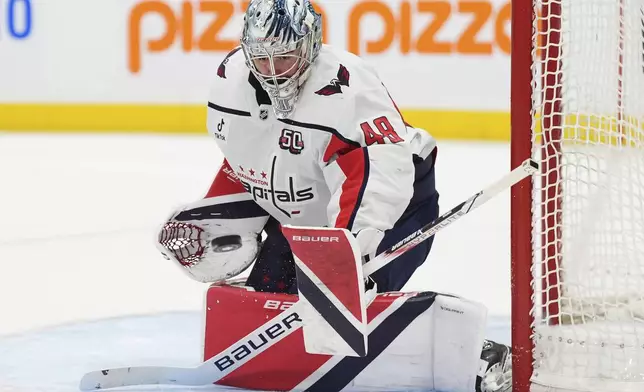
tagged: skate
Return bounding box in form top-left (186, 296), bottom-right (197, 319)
top-left (477, 339), bottom-right (512, 392)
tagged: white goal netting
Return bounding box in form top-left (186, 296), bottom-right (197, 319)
top-left (530, 0), bottom-right (644, 391)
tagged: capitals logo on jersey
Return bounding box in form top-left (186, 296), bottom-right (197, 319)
top-left (315, 64), bottom-right (350, 96)
top-left (217, 47), bottom-right (242, 79)
top-left (279, 129), bottom-right (304, 155)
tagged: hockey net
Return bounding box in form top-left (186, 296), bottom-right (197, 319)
top-left (511, 0), bottom-right (644, 391)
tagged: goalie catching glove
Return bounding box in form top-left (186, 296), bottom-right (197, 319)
top-left (156, 194), bottom-right (269, 283)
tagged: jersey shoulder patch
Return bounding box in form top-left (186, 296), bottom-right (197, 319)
top-left (314, 64), bottom-right (351, 96)
top-left (210, 47), bottom-right (248, 91)
top-left (217, 47), bottom-right (243, 79)
top-left (307, 46), bottom-right (381, 101)
top-left (208, 48), bottom-right (252, 116)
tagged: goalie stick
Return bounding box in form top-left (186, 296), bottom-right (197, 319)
top-left (79, 158), bottom-right (538, 391)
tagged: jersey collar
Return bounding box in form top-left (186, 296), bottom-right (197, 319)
top-left (248, 72), bottom-right (272, 107)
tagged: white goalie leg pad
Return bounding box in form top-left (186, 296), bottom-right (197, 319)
top-left (430, 294), bottom-right (488, 392)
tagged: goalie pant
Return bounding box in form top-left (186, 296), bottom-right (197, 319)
top-left (246, 158), bottom-right (439, 294)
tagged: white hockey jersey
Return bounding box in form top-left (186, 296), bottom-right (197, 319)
top-left (205, 45), bottom-right (437, 252)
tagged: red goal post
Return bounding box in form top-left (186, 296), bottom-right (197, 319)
top-left (512, 0), bottom-right (644, 391)
top-left (510, 0), bottom-right (535, 389)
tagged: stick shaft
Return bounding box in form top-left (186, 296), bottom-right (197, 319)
top-left (363, 158), bottom-right (538, 276)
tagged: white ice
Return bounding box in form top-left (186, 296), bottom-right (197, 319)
top-left (0, 133), bottom-right (512, 391)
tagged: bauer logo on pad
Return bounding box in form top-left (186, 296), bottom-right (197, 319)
top-left (282, 225), bottom-right (368, 357)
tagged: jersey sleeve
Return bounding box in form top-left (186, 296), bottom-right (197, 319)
top-left (203, 159), bottom-right (270, 223)
top-left (204, 159), bottom-right (247, 198)
top-left (322, 85), bottom-right (432, 254)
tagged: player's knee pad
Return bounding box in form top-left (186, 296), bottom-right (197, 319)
top-left (157, 195), bottom-right (269, 283)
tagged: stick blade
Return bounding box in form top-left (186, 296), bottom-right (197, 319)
top-left (283, 226), bottom-right (368, 357)
top-left (79, 366), bottom-right (195, 390)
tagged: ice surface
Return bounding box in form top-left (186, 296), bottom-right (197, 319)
top-left (0, 134), bottom-right (512, 391)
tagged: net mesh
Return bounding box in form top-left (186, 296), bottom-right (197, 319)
top-left (530, 0), bottom-right (644, 390)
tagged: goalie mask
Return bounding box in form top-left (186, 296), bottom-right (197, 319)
top-left (241, 0), bottom-right (322, 119)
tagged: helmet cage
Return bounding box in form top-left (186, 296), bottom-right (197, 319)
top-left (242, 35), bottom-right (310, 96)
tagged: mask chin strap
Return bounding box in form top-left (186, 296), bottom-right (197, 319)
top-left (270, 89), bottom-right (299, 119)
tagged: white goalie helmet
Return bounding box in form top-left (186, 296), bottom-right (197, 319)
top-left (241, 0), bottom-right (323, 118)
